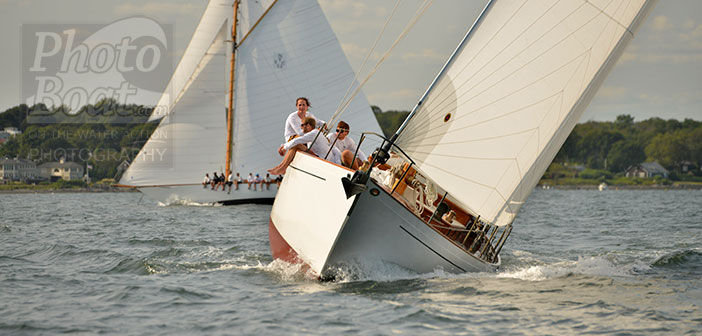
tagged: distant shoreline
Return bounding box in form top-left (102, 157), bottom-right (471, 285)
top-left (2, 184), bottom-right (700, 194)
top-left (0, 187), bottom-right (137, 194)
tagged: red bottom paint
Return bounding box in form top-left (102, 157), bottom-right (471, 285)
top-left (268, 217), bottom-right (300, 263)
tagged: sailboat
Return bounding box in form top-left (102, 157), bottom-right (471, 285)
top-left (269, 0), bottom-right (658, 276)
top-left (118, 0), bottom-right (382, 204)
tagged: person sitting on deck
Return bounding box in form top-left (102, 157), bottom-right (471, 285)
top-left (211, 172), bottom-right (219, 190)
top-left (264, 173), bottom-right (271, 190)
top-left (235, 173), bottom-right (242, 190)
top-left (226, 172), bottom-right (233, 194)
top-left (268, 117), bottom-right (341, 175)
top-left (442, 210), bottom-right (465, 229)
top-left (247, 173), bottom-right (255, 190)
top-left (284, 97), bottom-right (325, 141)
top-left (218, 171), bottom-right (226, 190)
top-left (254, 173), bottom-right (262, 191)
top-left (327, 120), bottom-right (366, 169)
top-left (202, 173), bottom-right (211, 188)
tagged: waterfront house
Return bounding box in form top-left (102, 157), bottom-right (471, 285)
top-left (38, 158), bottom-right (84, 182)
top-left (0, 158), bottom-right (38, 183)
top-left (625, 162), bottom-right (669, 179)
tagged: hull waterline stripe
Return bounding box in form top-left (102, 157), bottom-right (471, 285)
top-left (399, 225), bottom-right (466, 272)
top-left (289, 165), bottom-right (326, 181)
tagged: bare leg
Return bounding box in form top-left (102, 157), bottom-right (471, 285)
top-left (268, 147), bottom-right (300, 175)
top-left (341, 150), bottom-right (361, 169)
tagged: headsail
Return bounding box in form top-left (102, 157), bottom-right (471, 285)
top-left (148, 0), bottom-right (233, 122)
top-left (120, 22), bottom-right (229, 186)
top-left (230, 0), bottom-right (382, 176)
top-left (395, 0), bottom-right (657, 226)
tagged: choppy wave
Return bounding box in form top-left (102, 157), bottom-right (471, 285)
top-left (651, 249), bottom-right (702, 279)
top-left (652, 249), bottom-right (701, 267)
top-left (156, 195), bottom-right (223, 207)
top-left (128, 238), bottom-right (212, 247)
top-left (496, 255), bottom-right (634, 281)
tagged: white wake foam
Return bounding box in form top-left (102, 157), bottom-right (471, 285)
top-left (497, 255), bottom-right (635, 281)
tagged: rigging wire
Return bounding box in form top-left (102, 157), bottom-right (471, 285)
top-left (326, 0), bottom-right (435, 132)
top-left (326, 0), bottom-right (402, 132)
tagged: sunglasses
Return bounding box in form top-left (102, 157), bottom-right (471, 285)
top-left (300, 123), bottom-right (308, 127)
top-left (336, 128), bottom-right (348, 133)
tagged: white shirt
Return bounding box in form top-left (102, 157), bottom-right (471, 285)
top-left (283, 129), bottom-right (341, 164)
top-left (327, 132), bottom-right (367, 161)
top-left (247, 174), bottom-right (254, 183)
top-left (284, 111), bottom-right (324, 141)
top-left (227, 174), bottom-right (233, 182)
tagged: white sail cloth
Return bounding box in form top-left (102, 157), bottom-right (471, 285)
top-left (121, 0), bottom-right (382, 188)
top-left (396, 0), bottom-right (657, 226)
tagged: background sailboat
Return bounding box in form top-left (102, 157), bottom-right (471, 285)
top-left (119, 0), bottom-right (382, 204)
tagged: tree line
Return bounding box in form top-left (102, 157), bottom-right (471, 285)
top-left (555, 114), bottom-right (702, 177)
top-left (1, 102), bottom-right (700, 182)
top-left (0, 101), bottom-right (157, 181)
top-left (372, 107), bottom-right (702, 179)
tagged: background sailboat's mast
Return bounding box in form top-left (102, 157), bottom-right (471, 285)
top-left (225, 0), bottom-right (239, 178)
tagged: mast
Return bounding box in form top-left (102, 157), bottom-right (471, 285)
top-left (225, 0), bottom-right (239, 178)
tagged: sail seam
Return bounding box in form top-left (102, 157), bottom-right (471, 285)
top-left (425, 0), bottom-right (565, 113)
top-left (398, 85), bottom-right (565, 146)
top-left (402, 127), bottom-right (538, 151)
top-left (399, 4), bottom-right (606, 145)
top-left (584, 0), bottom-right (636, 38)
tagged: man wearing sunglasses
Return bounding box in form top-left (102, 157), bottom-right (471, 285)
top-left (327, 121), bottom-right (366, 169)
top-left (268, 117), bottom-right (341, 175)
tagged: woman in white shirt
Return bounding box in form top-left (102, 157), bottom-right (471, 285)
top-left (283, 97), bottom-right (324, 141)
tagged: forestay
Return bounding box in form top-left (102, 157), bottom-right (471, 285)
top-left (395, 0), bottom-right (657, 226)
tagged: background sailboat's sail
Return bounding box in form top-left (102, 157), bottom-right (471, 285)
top-left (148, 0), bottom-right (232, 122)
top-left (231, 0), bottom-right (382, 176)
top-left (121, 21), bottom-right (229, 186)
top-left (121, 0), bottom-right (381, 190)
top-left (395, 0), bottom-right (657, 226)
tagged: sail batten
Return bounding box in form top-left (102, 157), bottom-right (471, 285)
top-left (396, 0), bottom-right (657, 226)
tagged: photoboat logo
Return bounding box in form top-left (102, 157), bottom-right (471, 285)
top-left (22, 18), bottom-right (172, 124)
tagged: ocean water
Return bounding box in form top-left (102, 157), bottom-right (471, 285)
top-left (0, 189), bottom-right (700, 335)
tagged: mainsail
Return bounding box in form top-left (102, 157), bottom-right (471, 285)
top-left (121, 0), bottom-right (382, 189)
top-left (395, 0), bottom-right (657, 226)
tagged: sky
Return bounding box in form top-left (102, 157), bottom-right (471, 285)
top-left (0, 0), bottom-right (700, 122)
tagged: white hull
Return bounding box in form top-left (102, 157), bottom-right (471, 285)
top-left (269, 153), bottom-right (499, 277)
top-left (138, 183), bottom-right (276, 205)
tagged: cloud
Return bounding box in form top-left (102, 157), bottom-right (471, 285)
top-left (368, 89), bottom-right (415, 102)
top-left (650, 15), bottom-right (672, 32)
top-left (400, 48), bottom-right (447, 62)
top-left (598, 86), bottom-right (629, 99)
top-left (637, 93), bottom-right (664, 105)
